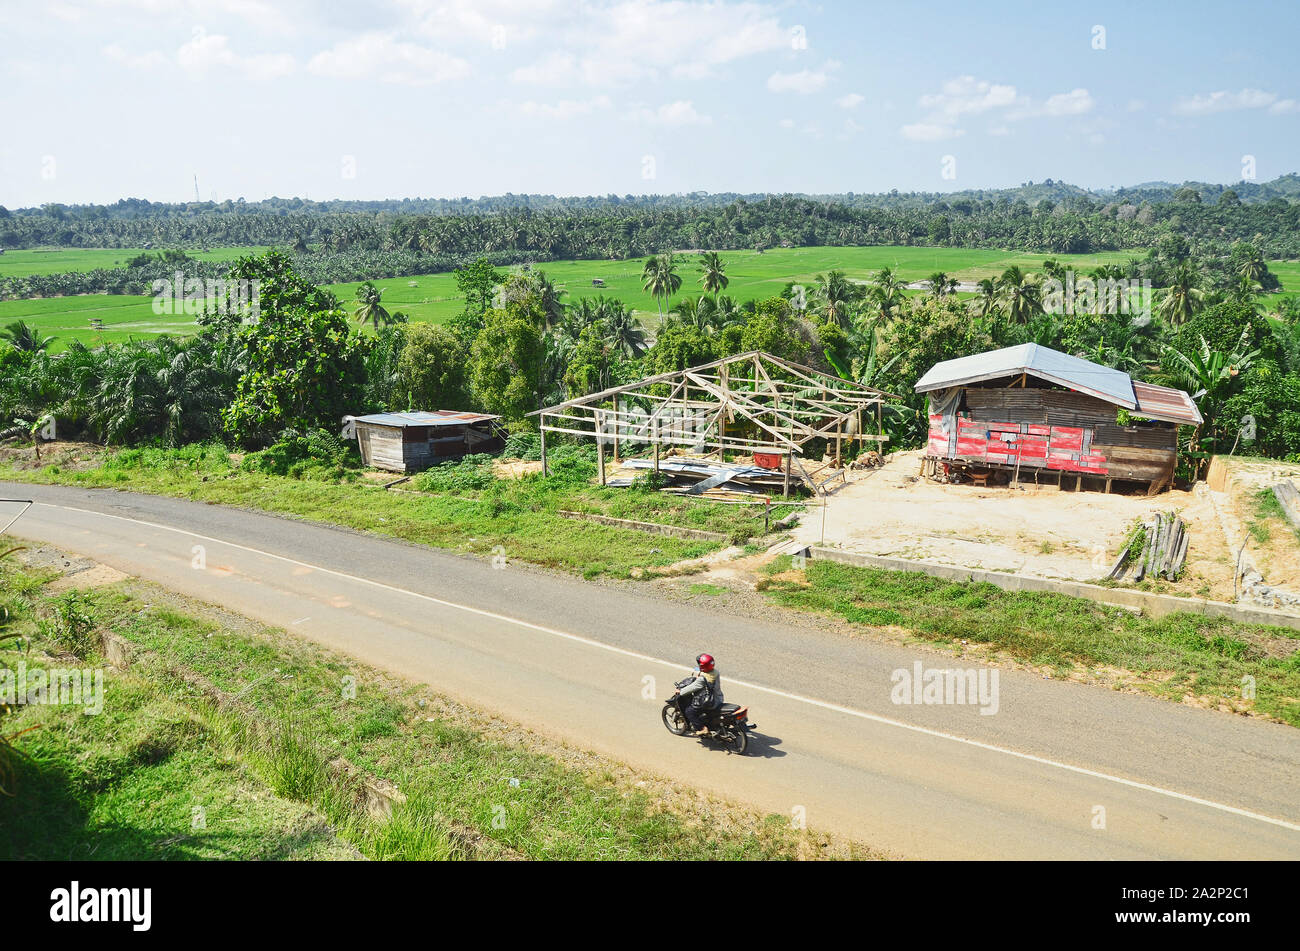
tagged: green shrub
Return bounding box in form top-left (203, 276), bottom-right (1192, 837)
top-left (412, 454), bottom-right (496, 492)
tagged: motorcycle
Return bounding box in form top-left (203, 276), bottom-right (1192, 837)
top-left (662, 677), bottom-right (755, 755)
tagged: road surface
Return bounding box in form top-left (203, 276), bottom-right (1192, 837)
top-left (3, 482), bottom-right (1298, 859)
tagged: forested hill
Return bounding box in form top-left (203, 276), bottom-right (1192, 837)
top-left (3, 174), bottom-right (1299, 258)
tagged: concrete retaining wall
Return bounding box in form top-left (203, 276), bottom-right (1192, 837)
top-left (809, 547), bottom-right (1300, 631)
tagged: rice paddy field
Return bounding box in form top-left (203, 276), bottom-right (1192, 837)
top-left (2, 245), bottom-right (1296, 351)
top-left (0, 246), bottom-right (267, 278)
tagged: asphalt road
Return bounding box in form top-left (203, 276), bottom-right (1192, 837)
top-left (3, 482), bottom-right (1298, 859)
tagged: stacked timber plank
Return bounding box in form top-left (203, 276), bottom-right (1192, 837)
top-left (1107, 513), bottom-right (1190, 582)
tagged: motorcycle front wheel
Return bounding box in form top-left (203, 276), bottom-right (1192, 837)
top-left (662, 703), bottom-right (689, 735)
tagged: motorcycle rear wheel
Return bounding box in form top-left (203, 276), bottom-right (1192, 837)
top-left (725, 728), bottom-right (749, 755)
top-left (662, 704), bottom-right (689, 736)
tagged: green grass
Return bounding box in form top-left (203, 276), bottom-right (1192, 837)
top-left (758, 557), bottom-right (1300, 725)
top-left (0, 443), bottom-right (781, 577)
top-left (0, 246), bottom-right (267, 278)
top-left (15, 244), bottom-right (1293, 351)
top-left (0, 562), bottom-right (872, 860)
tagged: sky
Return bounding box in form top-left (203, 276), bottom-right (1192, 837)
top-left (2, 0), bottom-right (1298, 208)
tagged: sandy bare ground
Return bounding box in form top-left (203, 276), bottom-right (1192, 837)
top-left (794, 449), bottom-right (1242, 598)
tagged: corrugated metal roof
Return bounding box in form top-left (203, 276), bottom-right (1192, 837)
top-left (352, 410), bottom-right (500, 428)
top-left (914, 343), bottom-right (1137, 408)
top-left (1131, 381), bottom-right (1204, 426)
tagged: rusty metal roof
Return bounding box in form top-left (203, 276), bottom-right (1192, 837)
top-left (352, 410), bottom-right (500, 428)
top-left (1131, 381), bottom-right (1204, 426)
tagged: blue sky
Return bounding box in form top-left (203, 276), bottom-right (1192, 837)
top-left (3, 0), bottom-right (1298, 207)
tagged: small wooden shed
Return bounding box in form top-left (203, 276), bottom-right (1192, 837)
top-left (915, 344), bottom-right (1202, 494)
top-left (352, 410), bottom-right (504, 473)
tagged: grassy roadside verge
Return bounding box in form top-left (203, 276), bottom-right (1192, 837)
top-left (0, 442), bottom-right (796, 578)
top-left (759, 557), bottom-right (1300, 726)
top-left (0, 556), bottom-right (879, 860)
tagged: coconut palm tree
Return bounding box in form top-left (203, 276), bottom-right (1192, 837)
top-left (2, 320), bottom-right (56, 353)
top-left (698, 251), bottom-right (728, 301)
top-left (353, 282), bottom-right (392, 329)
top-left (926, 272), bottom-right (957, 298)
top-left (996, 266), bottom-right (1042, 324)
top-left (971, 278), bottom-right (999, 318)
top-left (865, 267), bottom-right (907, 321)
top-left (813, 270), bottom-right (859, 328)
top-left (641, 253), bottom-right (681, 320)
top-left (605, 301), bottom-right (647, 358)
top-left (1157, 260), bottom-right (1205, 326)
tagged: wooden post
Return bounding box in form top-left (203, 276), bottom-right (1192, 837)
top-left (598, 432), bottom-right (606, 486)
top-left (540, 422), bottom-right (548, 477)
top-left (652, 418), bottom-right (660, 477)
top-left (783, 451), bottom-right (791, 498)
top-left (613, 397), bottom-right (620, 465)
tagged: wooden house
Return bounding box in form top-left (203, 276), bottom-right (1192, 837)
top-left (351, 410), bottom-right (504, 474)
top-left (915, 344), bottom-right (1202, 494)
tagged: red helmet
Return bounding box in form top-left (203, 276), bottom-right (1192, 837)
top-left (696, 653), bottom-right (715, 672)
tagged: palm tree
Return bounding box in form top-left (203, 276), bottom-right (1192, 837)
top-left (605, 301), bottom-right (647, 358)
top-left (641, 253), bottom-right (681, 320)
top-left (524, 270), bottom-right (567, 330)
top-left (813, 270), bottom-right (859, 328)
top-left (926, 271), bottom-right (957, 298)
top-left (866, 267), bottom-right (906, 321)
top-left (971, 278), bottom-right (999, 318)
top-left (698, 251), bottom-right (728, 301)
top-left (353, 282), bottom-right (392, 329)
top-left (2, 320), bottom-right (56, 353)
top-left (997, 266), bottom-right (1042, 324)
top-left (1157, 260), bottom-right (1205, 326)
top-left (1237, 246), bottom-right (1268, 287)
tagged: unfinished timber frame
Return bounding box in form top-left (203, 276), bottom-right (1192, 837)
top-left (530, 351), bottom-right (891, 496)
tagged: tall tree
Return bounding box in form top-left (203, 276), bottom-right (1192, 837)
top-left (698, 251), bottom-right (728, 301)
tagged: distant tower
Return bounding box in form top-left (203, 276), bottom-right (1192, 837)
top-left (194, 174), bottom-right (201, 202)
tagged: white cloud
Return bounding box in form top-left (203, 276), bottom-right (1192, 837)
top-left (1008, 88), bottom-right (1094, 120)
top-left (1172, 88), bottom-right (1281, 116)
top-left (308, 33), bottom-right (470, 85)
top-left (507, 0), bottom-right (791, 87)
top-left (920, 75), bottom-right (1017, 118)
top-left (104, 32), bottom-right (294, 80)
top-left (900, 123), bottom-right (963, 142)
top-left (517, 95), bottom-right (612, 120)
top-left (627, 100), bottom-right (712, 126)
top-left (779, 117), bottom-right (795, 129)
top-left (902, 75), bottom-right (1093, 140)
top-left (1269, 98), bottom-right (1300, 115)
top-left (836, 93), bottom-right (864, 109)
top-left (768, 68), bottom-right (828, 94)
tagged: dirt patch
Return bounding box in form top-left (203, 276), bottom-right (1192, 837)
top-left (493, 458), bottom-right (544, 479)
top-left (795, 449), bottom-right (1238, 598)
top-left (0, 439), bottom-right (105, 471)
top-left (46, 562), bottom-right (129, 592)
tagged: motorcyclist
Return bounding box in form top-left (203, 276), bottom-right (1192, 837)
top-left (674, 653), bottom-right (723, 736)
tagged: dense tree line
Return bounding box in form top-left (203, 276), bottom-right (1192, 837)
top-left (4, 245), bottom-right (1297, 474)
top-left (4, 179), bottom-right (1300, 285)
